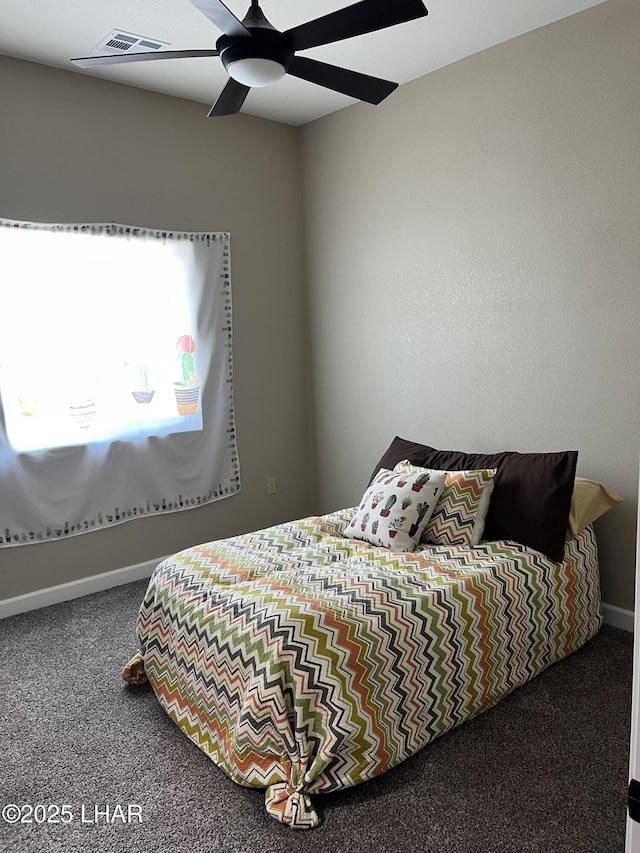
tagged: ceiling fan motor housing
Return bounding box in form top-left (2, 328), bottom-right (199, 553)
top-left (217, 29), bottom-right (293, 81)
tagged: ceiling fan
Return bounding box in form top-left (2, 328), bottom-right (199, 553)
top-left (71, 0), bottom-right (429, 117)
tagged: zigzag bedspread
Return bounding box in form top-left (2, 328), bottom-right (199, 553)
top-left (129, 508), bottom-right (602, 828)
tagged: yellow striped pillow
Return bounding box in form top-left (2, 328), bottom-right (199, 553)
top-left (394, 461), bottom-right (496, 547)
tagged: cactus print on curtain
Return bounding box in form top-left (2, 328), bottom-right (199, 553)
top-left (0, 219), bottom-right (239, 545)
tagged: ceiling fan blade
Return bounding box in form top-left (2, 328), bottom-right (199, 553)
top-left (283, 0), bottom-right (428, 52)
top-left (71, 49), bottom-right (220, 68)
top-left (208, 77), bottom-right (251, 116)
top-left (188, 0), bottom-right (252, 38)
top-left (288, 56), bottom-right (397, 105)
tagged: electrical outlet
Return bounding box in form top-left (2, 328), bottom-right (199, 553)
top-left (267, 477), bottom-right (277, 496)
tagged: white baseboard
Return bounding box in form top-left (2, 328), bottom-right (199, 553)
top-left (602, 603), bottom-right (634, 633)
top-left (0, 557), bottom-right (163, 620)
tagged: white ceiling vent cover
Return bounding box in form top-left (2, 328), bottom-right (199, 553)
top-left (92, 29), bottom-right (170, 56)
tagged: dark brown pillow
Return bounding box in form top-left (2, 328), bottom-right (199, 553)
top-left (371, 436), bottom-right (578, 562)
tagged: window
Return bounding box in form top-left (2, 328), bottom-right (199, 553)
top-left (1, 224), bottom-right (205, 452)
top-left (0, 220), bottom-right (239, 545)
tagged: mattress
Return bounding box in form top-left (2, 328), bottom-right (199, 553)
top-left (126, 508), bottom-right (602, 828)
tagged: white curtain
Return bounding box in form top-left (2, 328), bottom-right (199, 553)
top-left (0, 220), bottom-right (240, 546)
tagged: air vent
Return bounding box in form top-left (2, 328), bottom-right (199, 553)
top-left (92, 29), bottom-right (170, 56)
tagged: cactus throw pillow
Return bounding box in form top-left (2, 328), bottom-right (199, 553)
top-left (394, 461), bottom-right (497, 547)
top-left (345, 467), bottom-right (446, 552)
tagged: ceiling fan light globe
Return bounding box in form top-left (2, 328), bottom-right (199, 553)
top-left (227, 57), bottom-right (286, 88)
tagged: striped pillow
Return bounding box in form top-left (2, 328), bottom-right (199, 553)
top-left (394, 461), bottom-right (496, 547)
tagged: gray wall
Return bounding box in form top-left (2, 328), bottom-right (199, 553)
top-left (0, 56), bottom-right (312, 599)
top-left (301, 0), bottom-right (640, 611)
top-left (2, 0), bottom-right (639, 612)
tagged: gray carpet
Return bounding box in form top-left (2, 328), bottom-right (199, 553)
top-left (0, 580), bottom-right (632, 853)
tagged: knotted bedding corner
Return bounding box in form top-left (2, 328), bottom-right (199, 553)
top-left (121, 644), bottom-right (321, 828)
top-left (122, 651), bottom-right (148, 686)
top-left (265, 782), bottom-right (319, 828)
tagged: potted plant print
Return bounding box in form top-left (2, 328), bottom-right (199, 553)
top-left (68, 370), bottom-right (97, 429)
top-left (174, 334), bottom-right (200, 415)
top-left (388, 516), bottom-right (407, 539)
top-left (131, 363), bottom-right (155, 404)
top-left (409, 501), bottom-right (431, 538)
top-left (411, 472), bottom-right (432, 492)
top-left (361, 512), bottom-right (370, 532)
top-left (18, 395), bottom-right (39, 417)
top-left (69, 397), bottom-right (96, 428)
top-left (370, 491), bottom-right (384, 509)
top-left (379, 494), bottom-right (396, 518)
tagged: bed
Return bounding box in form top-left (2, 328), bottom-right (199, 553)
top-left (123, 438), bottom-right (619, 828)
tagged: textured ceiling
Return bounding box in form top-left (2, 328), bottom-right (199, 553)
top-left (0, 0), bottom-right (607, 125)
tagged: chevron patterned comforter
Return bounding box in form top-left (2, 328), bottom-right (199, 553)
top-left (131, 508), bottom-right (602, 828)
